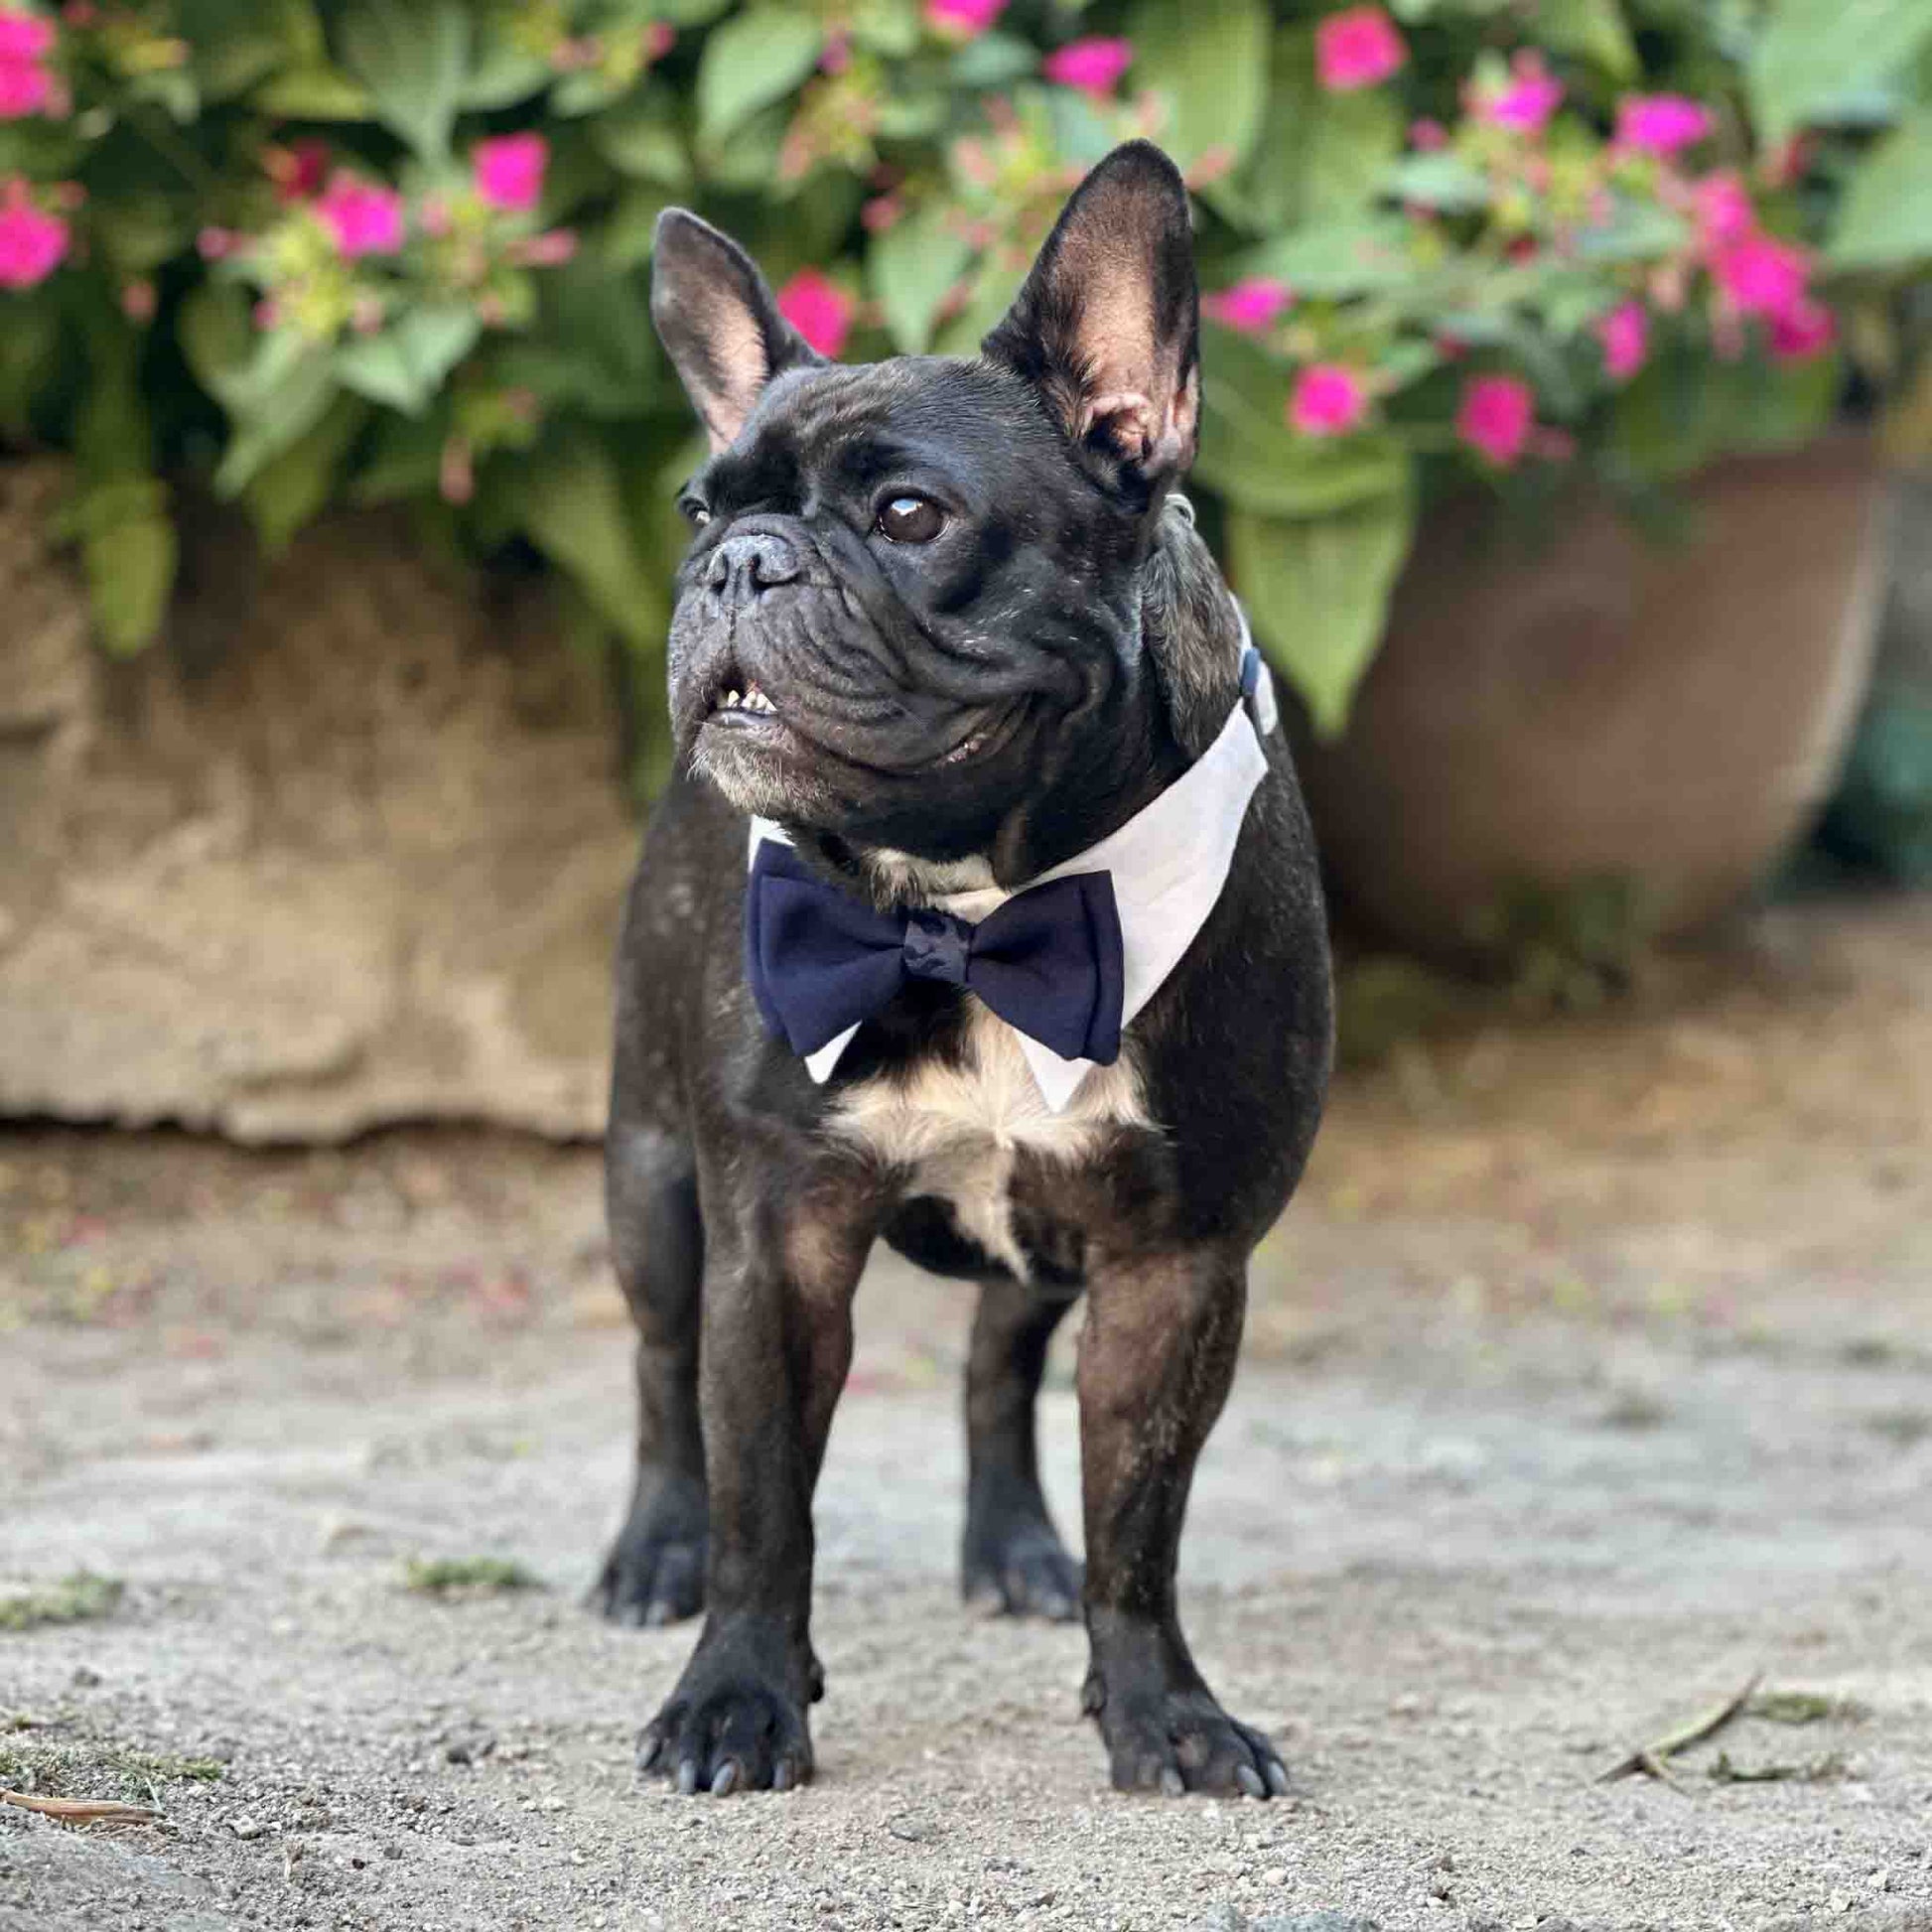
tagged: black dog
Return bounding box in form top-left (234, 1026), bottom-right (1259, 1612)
top-left (595, 140), bottom-right (1332, 1798)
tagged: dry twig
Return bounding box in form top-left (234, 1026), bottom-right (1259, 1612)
top-left (1595, 1670), bottom-right (1762, 1788)
top-left (0, 1789), bottom-right (158, 1828)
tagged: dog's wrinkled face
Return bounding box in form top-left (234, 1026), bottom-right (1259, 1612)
top-left (650, 141), bottom-right (1201, 859)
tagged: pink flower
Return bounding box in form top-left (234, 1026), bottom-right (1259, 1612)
top-left (1314, 7), bottom-right (1406, 93)
top-left (119, 276), bottom-right (156, 323)
top-left (1289, 363), bottom-right (1369, 437)
top-left (926, 0), bottom-right (1005, 38)
top-left (862, 193), bottom-right (903, 233)
top-left (315, 176), bottom-right (405, 258)
top-left (0, 56), bottom-right (49, 115)
top-left (1202, 276), bottom-right (1293, 334)
top-left (510, 227), bottom-right (577, 267)
top-left (1409, 117), bottom-right (1449, 152)
top-left (0, 9), bottom-right (54, 60)
top-left (1042, 36), bottom-right (1133, 98)
top-left (644, 22), bottom-right (675, 62)
top-left (266, 139), bottom-right (330, 204)
top-left (1692, 171), bottom-right (1755, 251)
top-left (0, 180), bottom-right (68, 287)
top-left (1616, 94), bottom-right (1714, 157)
top-left (1594, 300), bottom-right (1649, 381)
top-left (1712, 232), bottom-right (1809, 318)
top-left (1769, 299), bottom-right (1836, 362)
top-left (1477, 55), bottom-right (1563, 135)
top-left (818, 28), bottom-right (851, 73)
top-left (1455, 373), bottom-right (1535, 467)
top-left (777, 268), bottom-right (852, 357)
top-left (473, 132), bottom-right (547, 213)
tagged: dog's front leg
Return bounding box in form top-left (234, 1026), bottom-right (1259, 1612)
top-left (1076, 1243), bottom-right (1290, 1799)
top-left (639, 1153), bottom-right (877, 1796)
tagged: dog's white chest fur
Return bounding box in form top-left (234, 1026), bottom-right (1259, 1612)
top-left (829, 1003), bottom-right (1151, 1281)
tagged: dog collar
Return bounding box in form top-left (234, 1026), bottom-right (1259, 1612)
top-left (747, 617), bottom-right (1276, 1113)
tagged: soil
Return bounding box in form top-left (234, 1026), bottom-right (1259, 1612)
top-left (2, 896), bottom-right (1930, 1932)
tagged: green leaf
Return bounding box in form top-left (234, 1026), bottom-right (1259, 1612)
top-left (1748, 0), bottom-right (1932, 141)
top-left (1195, 332), bottom-right (1409, 515)
top-left (1383, 152), bottom-right (1490, 212)
top-left (82, 509), bottom-right (177, 657)
top-left (1607, 340), bottom-right (1842, 480)
top-left (870, 205), bottom-right (973, 354)
top-left (1228, 484), bottom-right (1416, 739)
top-left (348, 407), bottom-right (448, 504)
top-left (1241, 217), bottom-right (1421, 297)
top-left (338, 0), bottom-right (472, 159)
top-left (1830, 109), bottom-right (1932, 266)
top-left (89, 195), bottom-right (188, 276)
top-left (591, 98), bottom-right (693, 185)
top-left (950, 33), bottom-right (1036, 88)
top-left (1224, 27), bottom-right (1401, 231)
top-left (333, 306), bottom-right (482, 415)
top-left (242, 394), bottom-right (370, 553)
top-left (212, 344), bottom-right (339, 496)
top-left (1125, 0), bottom-right (1269, 169)
top-left (180, 0), bottom-right (326, 97)
top-left (1531, 0), bottom-right (1637, 79)
top-left (0, 300), bottom-right (58, 430)
top-left (514, 429), bottom-right (667, 650)
top-left (462, 12), bottom-right (552, 108)
top-left (251, 62), bottom-right (373, 118)
top-left (696, 9), bottom-right (822, 146)
top-left (849, 0), bottom-right (920, 58)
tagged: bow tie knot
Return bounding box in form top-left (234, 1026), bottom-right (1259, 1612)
top-left (746, 841), bottom-right (1124, 1068)
top-left (899, 906), bottom-right (974, 986)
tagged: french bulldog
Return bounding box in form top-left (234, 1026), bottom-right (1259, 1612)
top-left (595, 140), bottom-right (1332, 1798)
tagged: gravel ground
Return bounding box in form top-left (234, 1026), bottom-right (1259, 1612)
top-left (2, 897), bottom-right (1929, 1932)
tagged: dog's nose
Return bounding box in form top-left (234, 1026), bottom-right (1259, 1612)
top-left (706, 531), bottom-right (800, 603)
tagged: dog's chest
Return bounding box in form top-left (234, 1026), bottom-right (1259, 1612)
top-left (829, 1004), bottom-right (1151, 1283)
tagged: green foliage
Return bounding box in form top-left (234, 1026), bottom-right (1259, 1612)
top-left (1748, 0), bottom-right (1932, 142)
top-left (403, 1555), bottom-right (543, 1594)
top-left (0, 1572), bottom-right (124, 1632)
top-left (0, 0), bottom-right (1927, 746)
top-left (1227, 482), bottom-right (1416, 739)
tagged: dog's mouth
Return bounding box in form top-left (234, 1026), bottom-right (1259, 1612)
top-left (707, 677), bottom-right (780, 722)
top-left (700, 663), bottom-right (1010, 774)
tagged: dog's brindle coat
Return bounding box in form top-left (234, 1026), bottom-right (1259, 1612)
top-left (595, 143), bottom-right (1332, 1798)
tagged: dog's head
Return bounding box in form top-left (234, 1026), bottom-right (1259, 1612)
top-left (651, 141), bottom-right (1230, 868)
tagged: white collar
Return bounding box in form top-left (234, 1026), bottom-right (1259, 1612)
top-left (746, 622), bottom-right (1275, 1114)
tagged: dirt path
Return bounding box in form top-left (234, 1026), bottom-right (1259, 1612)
top-left (3, 898), bottom-right (1930, 1932)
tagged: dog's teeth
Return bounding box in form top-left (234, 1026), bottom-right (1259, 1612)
top-left (723, 689), bottom-right (740, 710)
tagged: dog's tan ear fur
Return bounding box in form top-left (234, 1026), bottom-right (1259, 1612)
top-left (651, 210), bottom-right (821, 453)
top-left (982, 142), bottom-right (1199, 498)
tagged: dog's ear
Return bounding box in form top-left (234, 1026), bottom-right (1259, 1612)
top-left (651, 209), bottom-right (822, 453)
top-left (982, 141), bottom-right (1199, 500)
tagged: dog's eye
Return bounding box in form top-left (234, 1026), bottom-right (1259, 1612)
top-left (876, 495), bottom-right (944, 544)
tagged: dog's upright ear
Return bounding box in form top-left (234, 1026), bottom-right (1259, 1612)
top-left (983, 141), bottom-right (1199, 502)
top-left (651, 209), bottom-right (822, 453)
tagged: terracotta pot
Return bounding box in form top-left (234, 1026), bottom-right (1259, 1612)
top-left (1294, 436), bottom-right (1888, 961)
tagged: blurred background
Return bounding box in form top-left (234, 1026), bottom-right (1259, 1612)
top-left (2, 5), bottom-right (1931, 1926)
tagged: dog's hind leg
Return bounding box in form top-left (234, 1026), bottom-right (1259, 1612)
top-left (960, 1279), bottom-right (1082, 1621)
top-left (592, 1122), bottom-right (709, 1626)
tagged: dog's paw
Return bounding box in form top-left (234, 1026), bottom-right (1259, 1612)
top-left (1085, 1673), bottom-right (1290, 1800)
top-left (962, 1517), bottom-right (1082, 1623)
top-left (591, 1474), bottom-right (707, 1628)
top-left (638, 1668), bottom-right (814, 1796)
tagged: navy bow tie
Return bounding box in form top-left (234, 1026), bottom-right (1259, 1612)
top-left (745, 841), bottom-right (1124, 1067)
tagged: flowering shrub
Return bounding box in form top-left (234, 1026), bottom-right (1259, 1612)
top-left (1, 2), bottom-right (1930, 742)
